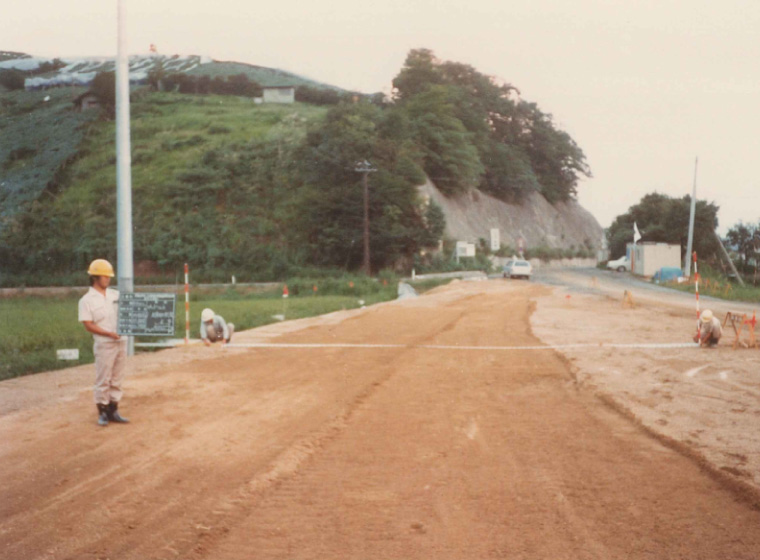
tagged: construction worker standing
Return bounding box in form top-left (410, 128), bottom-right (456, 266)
top-left (694, 309), bottom-right (722, 347)
top-left (200, 308), bottom-right (234, 346)
top-left (78, 259), bottom-right (130, 426)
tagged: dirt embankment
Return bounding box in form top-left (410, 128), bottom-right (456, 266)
top-left (531, 271), bottom-right (760, 497)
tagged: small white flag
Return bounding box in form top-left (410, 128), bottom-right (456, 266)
top-left (633, 222), bottom-right (642, 243)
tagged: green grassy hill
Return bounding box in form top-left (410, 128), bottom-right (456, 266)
top-left (0, 51), bottom-right (30, 62)
top-left (0, 87), bottom-right (97, 227)
top-left (188, 61), bottom-right (346, 90)
top-left (0, 88), bottom-right (329, 285)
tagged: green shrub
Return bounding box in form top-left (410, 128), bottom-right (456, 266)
top-left (0, 69), bottom-right (26, 90)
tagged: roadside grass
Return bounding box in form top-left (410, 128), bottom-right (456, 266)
top-left (658, 265), bottom-right (760, 304)
top-left (667, 281), bottom-right (760, 304)
top-left (0, 278), bottom-right (448, 380)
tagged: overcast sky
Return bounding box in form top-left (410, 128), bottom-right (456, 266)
top-left (4, 0), bottom-right (760, 235)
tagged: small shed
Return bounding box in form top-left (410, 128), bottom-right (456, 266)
top-left (262, 85), bottom-right (295, 104)
top-left (73, 92), bottom-right (101, 111)
top-left (627, 242), bottom-right (681, 277)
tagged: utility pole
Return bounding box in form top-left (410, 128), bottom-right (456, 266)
top-left (116, 0), bottom-right (135, 355)
top-left (714, 231), bottom-right (746, 287)
top-left (683, 156), bottom-right (698, 278)
top-left (354, 160), bottom-right (376, 275)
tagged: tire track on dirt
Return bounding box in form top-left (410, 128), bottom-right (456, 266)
top-left (0, 286), bottom-right (482, 560)
top-left (187, 283), bottom-right (760, 559)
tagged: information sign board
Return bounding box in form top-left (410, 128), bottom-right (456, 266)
top-left (117, 293), bottom-right (176, 337)
top-left (490, 228), bottom-right (500, 251)
top-left (56, 349), bottom-right (80, 360)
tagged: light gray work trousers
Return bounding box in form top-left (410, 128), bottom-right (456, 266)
top-left (93, 340), bottom-right (128, 405)
top-left (206, 323), bottom-right (235, 342)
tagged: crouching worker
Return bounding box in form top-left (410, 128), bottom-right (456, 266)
top-left (200, 308), bottom-right (235, 346)
top-left (694, 309), bottom-right (722, 347)
top-left (78, 259), bottom-right (130, 426)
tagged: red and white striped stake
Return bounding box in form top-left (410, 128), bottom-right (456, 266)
top-left (184, 263), bottom-right (190, 345)
top-left (693, 252), bottom-right (700, 337)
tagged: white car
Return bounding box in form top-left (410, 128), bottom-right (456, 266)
top-left (606, 255), bottom-right (631, 272)
top-left (503, 259), bottom-right (532, 279)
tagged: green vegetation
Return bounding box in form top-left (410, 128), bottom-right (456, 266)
top-left (0, 277), bottom-right (448, 380)
top-left (725, 221), bottom-right (760, 284)
top-left (188, 60), bottom-right (344, 90)
top-left (0, 69), bottom-right (25, 90)
top-left (3, 48), bottom-right (592, 285)
top-left (0, 87), bottom-right (98, 230)
top-left (392, 49), bottom-right (590, 202)
top-left (1, 92), bottom-right (329, 282)
top-left (659, 264), bottom-right (760, 304)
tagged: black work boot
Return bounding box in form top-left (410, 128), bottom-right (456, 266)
top-left (107, 401), bottom-right (129, 423)
top-left (97, 403), bottom-right (109, 427)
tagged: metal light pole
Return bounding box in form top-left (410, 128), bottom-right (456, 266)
top-left (116, 0), bottom-right (135, 355)
top-left (354, 160), bottom-right (376, 275)
top-left (683, 156), bottom-right (698, 278)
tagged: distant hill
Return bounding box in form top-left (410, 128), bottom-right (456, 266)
top-left (1, 49), bottom-right (603, 285)
top-left (0, 51), bottom-right (352, 239)
top-left (0, 52), bottom-right (348, 92)
top-left (188, 61), bottom-right (346, 91)
top-left (0, 51), bottom-right (30, 62)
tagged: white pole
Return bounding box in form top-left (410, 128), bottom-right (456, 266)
top-left (683, 156), bottom-right (698, 278)
top-left (116, 0), bottom-right (134, 355)
top-left (184, 263), bottom-right (190, 344)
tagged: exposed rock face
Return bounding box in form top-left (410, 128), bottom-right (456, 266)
top-left (418, 178), bottom-right (604, 251)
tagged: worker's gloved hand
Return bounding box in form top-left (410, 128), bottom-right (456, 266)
top-left (203, 339), bottom-right (211, 347)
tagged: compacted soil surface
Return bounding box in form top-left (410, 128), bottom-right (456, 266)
top-left (2, 279), bottom-right (760, 559)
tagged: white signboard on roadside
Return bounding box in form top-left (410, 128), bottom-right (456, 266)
top-left (56, 349), bottom-right (79, 360)
top-left (490, 228), bottom-right (500, 251)
top-left (456, 241), bottom-right (476, 257)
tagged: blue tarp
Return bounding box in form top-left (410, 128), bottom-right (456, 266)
top-left (652, 267), bottom-right (682, 284)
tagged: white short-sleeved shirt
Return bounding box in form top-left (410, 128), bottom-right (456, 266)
top-left (78, 287), bottom-right (120, 342)
top-left (700, 316), bottom-right (722, 340)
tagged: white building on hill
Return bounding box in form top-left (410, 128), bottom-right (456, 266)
top-left (262, 85), bottom-right (295, 103)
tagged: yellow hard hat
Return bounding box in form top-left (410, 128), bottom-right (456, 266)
top-left (700, 309), bottom-right (713, 323)
top-left (87, 259), bottom-right (115, 277)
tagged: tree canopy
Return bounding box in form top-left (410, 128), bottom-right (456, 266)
top-left (606, 193), bottom-right (720, 261)
top-left (725, 221), bottom-right (760, 279)
top-left (392, 49), bottom-right (590, 202)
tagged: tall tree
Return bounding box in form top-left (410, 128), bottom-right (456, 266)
top-left (391, 48), bottom-right (590, 202)
top-left (607, 193), bottom-right (720, 260)
top-left (296, 102), bottom-right (436, 271)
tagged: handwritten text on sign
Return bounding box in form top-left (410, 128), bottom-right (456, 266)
top-left (117, 293), bottom-right (176, 336)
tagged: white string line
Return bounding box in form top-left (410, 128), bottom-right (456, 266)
top-left (226, 342), bottom-right (698, 350)
top-left (136, 341), bottom-right (698, 350)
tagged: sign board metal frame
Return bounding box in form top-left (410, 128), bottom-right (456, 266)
top-left (117, 292), bottom-right (176, 337)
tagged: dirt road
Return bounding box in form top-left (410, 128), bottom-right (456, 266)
top-left (2, 281), bottom-right (760, 559)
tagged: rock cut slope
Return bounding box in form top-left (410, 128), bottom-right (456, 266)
top-left (419, 177), bottom-right (603, 251)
